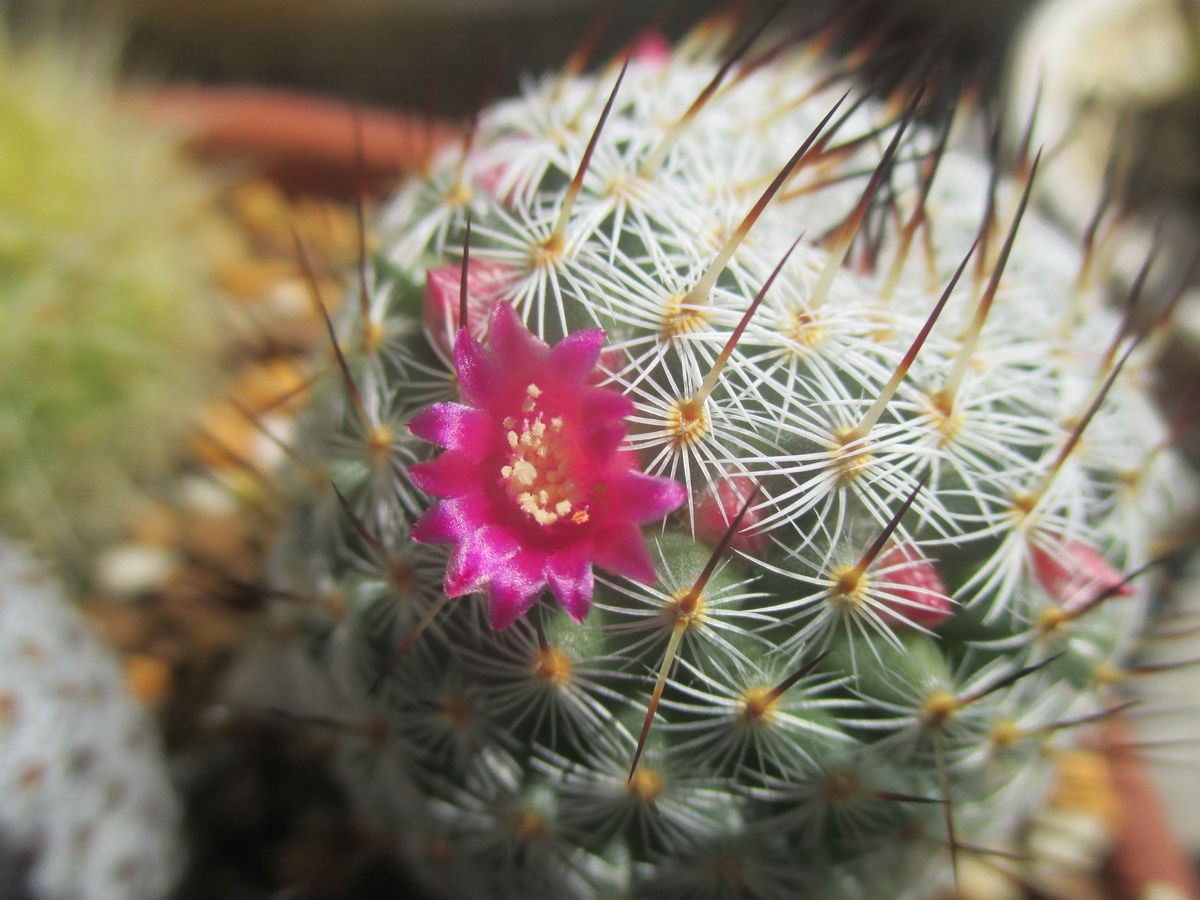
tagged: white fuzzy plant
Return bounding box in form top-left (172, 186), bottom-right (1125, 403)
top-left (0, 541), bottom-right (181, 900)
top-left (259, 12), bottom-right (1191, 900)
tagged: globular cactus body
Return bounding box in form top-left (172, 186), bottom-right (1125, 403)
top-left (267, 24), bottom-right (1189, 900)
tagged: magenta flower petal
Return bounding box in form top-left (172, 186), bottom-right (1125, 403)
top-left (453, 328), bottom-right (496, 406)
top-left (485, 551), bottom-right (548, 630)
top-left (591, 524), bottom-right (657, 584)
top-left (583, 423), bottom-right (626, 460)
top-left (580, 388), bottom-right (636, 457)
top-left (411, 302), bottom-right (686, 627)
top-left (445, 524), bottom-right (520, 597)
top-left (546, 543), bottom-right (595, 623)
top-left (581, 386), bottom-right (635, 422)
top-left (412, 495), bottom-right (484, 543)
top-left (609, 471), bottom-right (688, 525)
top-left (488, 299), bottom-right (546, 366)
top-left (408, 403), bottom-right (494, 460)
top-left (547, 328), bottom-right (605, 385)
top-left (409, 451), bottom-right (481, 498)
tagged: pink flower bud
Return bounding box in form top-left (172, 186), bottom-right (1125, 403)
top-left (875, 544), bottom-right (952, 629)
top-left (630, 30), bottom-right (672, 67)
top-left (1031, 539), bottom-right (1133, 613)
top-left (476, 161), bottom-right (521, 207)
top-left (695, 477), bottom-right (765, 554)
top-left (423, 259), bottom-right (515, 358)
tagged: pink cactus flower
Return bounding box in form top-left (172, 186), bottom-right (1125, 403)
top-left (875, 544), bottom-right (952, 629)
top-left (1030, 539), bottom-right (1134, 613)
top-left (409, 302), bottom-right (688, 629)
top-left (423, 259), bottom-right (515, 359)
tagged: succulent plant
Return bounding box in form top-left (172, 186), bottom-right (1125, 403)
top-left (261, 14), bottom-right (1191, 899)
top-left (0, 540), bottom-right (182, 899)
top-left (0, 23), bottom-right (226, 580)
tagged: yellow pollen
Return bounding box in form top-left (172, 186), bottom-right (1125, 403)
top-left (921, 691), bottom-right (958, 729)
top-left (526, 383), bottom-right (542, 397)
top-left (502, 402), bottom-right (586, 528)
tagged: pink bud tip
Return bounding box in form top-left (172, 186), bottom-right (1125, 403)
top-left (695, 477), bottom-right (765, 554)
top-left (631, 30), bottom-right (672, 67)
top-left (423, 259), bottom-right (516, 359)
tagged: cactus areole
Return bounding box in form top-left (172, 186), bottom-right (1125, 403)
top-left (268, 28), bottom-right (1190, 900)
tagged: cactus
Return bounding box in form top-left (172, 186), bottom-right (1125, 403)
top-left (0, 540), bottom-right (181, 899)
top-left (0, 23), bottom-right (226, 580)
top-left (263, 18), bottom-right (1190, 899)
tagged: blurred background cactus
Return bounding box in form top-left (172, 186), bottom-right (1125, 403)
top-left (0, 540), bottom-right (181, 899)
top-left (0, 17), bottom-right (227, 582)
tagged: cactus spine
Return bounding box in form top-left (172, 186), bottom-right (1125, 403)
top-left (264, 19), bottom-right (1188, 900)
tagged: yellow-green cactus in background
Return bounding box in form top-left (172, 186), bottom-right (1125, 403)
top-left (0, 24), bottom-right (227, 580)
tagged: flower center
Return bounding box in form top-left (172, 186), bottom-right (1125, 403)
top-left (499, 383), bottom-right (589, 528)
